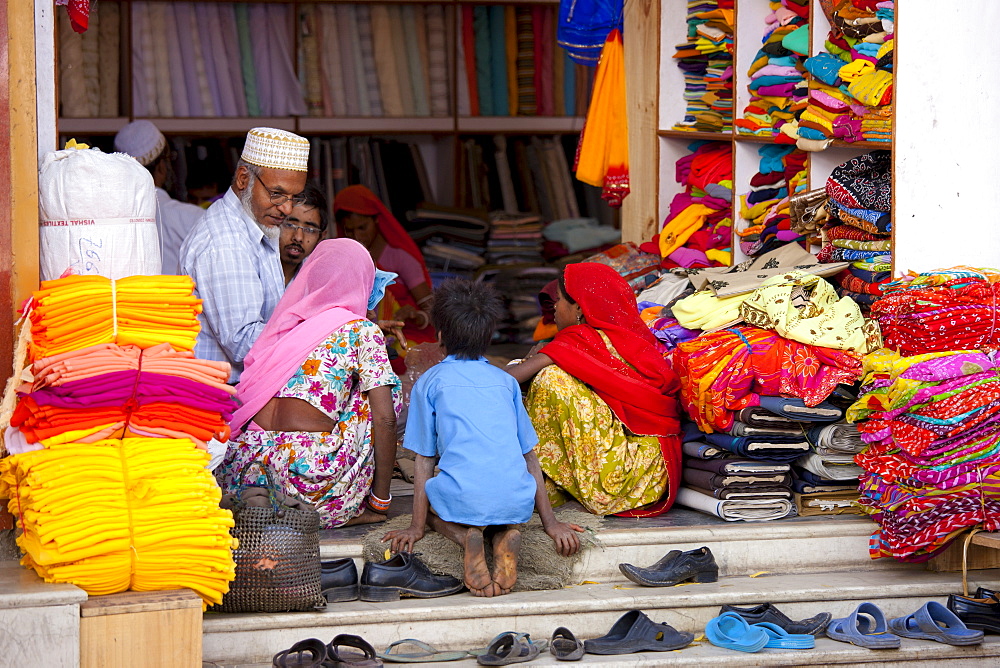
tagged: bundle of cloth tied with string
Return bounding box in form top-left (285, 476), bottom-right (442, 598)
top-left (0, 273), bottom-right (237, 606)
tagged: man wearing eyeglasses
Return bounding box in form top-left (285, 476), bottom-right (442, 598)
top-left (179, 127), bottom-right (310, 382)
top-left (114, 120), bottom-right (204, 275)
top-left (279, 183), bottom-right (328, 286)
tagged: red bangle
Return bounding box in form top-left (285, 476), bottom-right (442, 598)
top-left (368, 492), bottom-right (391, 513)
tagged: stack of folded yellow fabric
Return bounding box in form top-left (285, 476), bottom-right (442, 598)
top-left (0, 438), bottom-right (236, 607)
top-left (28, 275), bottom-right (202, 359)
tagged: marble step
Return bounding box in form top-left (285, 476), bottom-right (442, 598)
top-left (320, 510), bottom-right (918, 582)
top-left (212, 636), bottom-right (1000, 668)
top-left (202, 567), bottom-right (1000, 665)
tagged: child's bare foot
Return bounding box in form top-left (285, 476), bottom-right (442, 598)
top-left (462, 528), bottom-right (493, 596)
top-left (491, 527), bottom-right (521, 595)
top-left (342, 508), bottom-right (387, 527)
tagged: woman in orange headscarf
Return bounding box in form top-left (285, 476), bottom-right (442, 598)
top-left (506, 262), bottom-right (682, 517)
top-left (333, 186), bottom-right (435, 361)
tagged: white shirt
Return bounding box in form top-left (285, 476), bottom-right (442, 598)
top-left (156, 187), bottom-right (205, 274)
top-left (178, 188), bottom-right (284, 381)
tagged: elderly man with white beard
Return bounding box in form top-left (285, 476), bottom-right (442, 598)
top-left (180, 127), bottom-right (310, 382)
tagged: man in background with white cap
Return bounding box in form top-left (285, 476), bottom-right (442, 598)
top-left (179, 127), bottom-right (310, 382)
top-left (114, 120), bottom-right (204, 274)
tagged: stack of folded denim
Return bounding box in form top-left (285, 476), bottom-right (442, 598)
top-left (817, 151), bottom-right (892, 309)
top-left (736, 146), bottom-right (808, 257)
top-left (734, 0), bottom-right (809, 139)
top-left (670, 1), bottom-right (734, 133)
top-left (848, 348), bottom-right (1000, 561)
top-left (797, 0), bottom-right (894, 150)
top-left (792, 419), bottom-right (866, 515)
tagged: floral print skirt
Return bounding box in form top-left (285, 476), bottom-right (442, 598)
top-left (217, 426), bottom-right (373, 529)
top-left (526, 365), bottom-right (668, 516)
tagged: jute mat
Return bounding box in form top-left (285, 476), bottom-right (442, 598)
top-left (362, 509), bottom-right (604, 592)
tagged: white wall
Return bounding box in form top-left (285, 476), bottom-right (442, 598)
top-left (893, 2), bottom-right (1000, 273)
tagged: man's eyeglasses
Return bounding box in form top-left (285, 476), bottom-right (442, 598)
top-left (256, 174), bottom-right (307, 206)
top-left (281, 221), bottom-right (322, 237)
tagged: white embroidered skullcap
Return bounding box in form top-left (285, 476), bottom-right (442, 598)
top-left (113, 120), bottom-right (168, 167)
top-left (241, 127), bottom-right (310, 172)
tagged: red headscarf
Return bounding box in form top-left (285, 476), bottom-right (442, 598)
top-left (542, 262), bottom-right (682, 516)
top-left (333, 185), bottom-right (432, 288)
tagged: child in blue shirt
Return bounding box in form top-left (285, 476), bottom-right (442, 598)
top-left (385, 279), bottom-right (582, 597)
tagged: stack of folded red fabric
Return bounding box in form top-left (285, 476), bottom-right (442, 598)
top-left (655, 141), bottom-right (733, 269)
top-left (848, 348), bottom-right (1000, 561)
top-left (871, 269), bottom-right (1000, 355)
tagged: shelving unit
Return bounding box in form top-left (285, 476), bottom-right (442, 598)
top-left (653, 0), bottom-right (894, 266)
top-left (56, 0), bottom-right (595, 216)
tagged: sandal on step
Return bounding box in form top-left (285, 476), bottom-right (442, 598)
top-left (888, 601), bottom-right (984, 646)
top-left (705, 612), bottom-right (769, 653)
top-left (326, 634), bottom-right (383, 667)
top-left (549, 627), bottom-right (585, 661)
top-left (754, 622), bottom-right (815, 649)
top-left (377, 639), bottom-right (469, 663)
top-left (272, 639), bottom-right (328, 668)
top-left (826, 603), bottom-right (901, 649)
top-left (476, 632), bottom-right (540, 666)
top-left (584, 610), bottom-right (694, 655)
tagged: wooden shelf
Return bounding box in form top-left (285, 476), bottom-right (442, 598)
top-left (58, 116), bottom-right (587, 137)
top-left (733, 132), bottom-right (890, 151)
top-left (457, 116), bottom-right (585, 133)
top-left (658, 129), bottom-right (732, 142)
top-left (972, 532), bottom-right (1000, 551)
top-left (298, 117), bottom-right (454, 134)
top-left (58, 117), bottom-right (129, 135)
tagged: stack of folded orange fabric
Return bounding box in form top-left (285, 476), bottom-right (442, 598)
top-left (1, 273), bottom-right (236, 606)
top-left (9, 343), bottom-right (235, 451)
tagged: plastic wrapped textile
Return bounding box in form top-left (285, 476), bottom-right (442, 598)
top-left (0, 438), bottom-right (236, 607)
top-left (38, 147), bottom-right (160, 281)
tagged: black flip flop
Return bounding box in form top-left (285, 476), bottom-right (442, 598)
top-left (272, 638), bottom-right (328, 667)
top-left (584, 610), bottom-right (694, 655)
top-left (550, 627), bottom-right (585, 661)
top-left (476, 632), bottom-right (540, 666)
top-left (325, 634), bottom-right (383, 667)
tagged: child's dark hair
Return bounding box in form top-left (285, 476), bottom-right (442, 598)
top-left (431, 279), bottom-right (504, 359)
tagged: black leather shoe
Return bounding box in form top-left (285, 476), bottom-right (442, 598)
top-left (359, 552), bottom-right (464, 601)
top-left (976, 587), bottom-right (999, 601)
top-left (948, 593), bottom-right (1000, 633)
top-left (618, 547), bottom-right (718, 587)
top-left (720, 602), bottom-right (831, 635)
top-left (320, 558), bottom-right (359, 603)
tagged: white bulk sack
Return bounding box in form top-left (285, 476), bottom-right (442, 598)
top-left (38, 147), bottom-right (160, 280)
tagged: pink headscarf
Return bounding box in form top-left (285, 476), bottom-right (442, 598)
top-left (231, 238), bottom-right (375, 437)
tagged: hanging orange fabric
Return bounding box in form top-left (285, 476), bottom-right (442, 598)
top-left (574, 29), bottom-right (629, 207)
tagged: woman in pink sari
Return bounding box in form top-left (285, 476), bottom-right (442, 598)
top-left (216, 239), bottom-right (401, 528)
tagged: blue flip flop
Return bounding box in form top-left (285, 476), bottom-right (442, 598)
top-left (888, 601), bottom-right (984, 646)
top-left (705, 612), bottom-right (769, 653)
top-left (753, 622), bottom-right (815, 649)
top-left (826, 603), bottom-right (901, 649)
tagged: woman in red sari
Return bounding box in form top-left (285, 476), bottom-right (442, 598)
top-left (334, 186), bottom-right (435, 361)
top-left (506, 263), bottom-right (682, 517)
